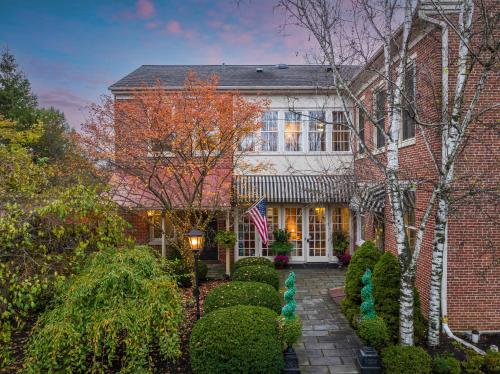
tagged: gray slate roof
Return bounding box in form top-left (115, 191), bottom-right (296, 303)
top-left (109, 64), bottom-right (360, 91)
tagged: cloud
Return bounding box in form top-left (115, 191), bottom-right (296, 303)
top-left (166, 20), bottom-right (182, 34)
top-left (136, 0), bottom-right (155, 19)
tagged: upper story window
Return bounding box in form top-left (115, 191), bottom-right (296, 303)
top-left (358, 109), bottom-right (365, 154)
top-left (284, 111), bottom-right (302, 152)
top-left (308, 111), bottom-right (326, 152)
top-left (238, 134), bottom-right (255, 152)
top-left (332, 111), bottom-right (350, 152)
top-left (402, 63), bottom-right (416, 141)
top-left (375, 90), bottom-right (386, 149)
top-left (151, 134), bottom-right (175, 153)
top-left (261, 111), bottom-right (278, 152)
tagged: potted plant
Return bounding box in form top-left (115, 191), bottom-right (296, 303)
top-left (269, 229), bottom-right (294, 269)
top-left (332, 230), bottom-right (349, 264)
top-left (215, 230), bottom-right (237, 278)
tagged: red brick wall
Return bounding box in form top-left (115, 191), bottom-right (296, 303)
top-left (353, 7), bottom-right (499, 331)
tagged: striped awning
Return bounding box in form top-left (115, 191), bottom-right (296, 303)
top-left (233, 175), bottom-right (354, 204)
top-left (349, 183), bottom-right (386, 214)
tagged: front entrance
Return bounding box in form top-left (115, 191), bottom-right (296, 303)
top-left (307, 207), bottom-right (328, 262)
top-left (200, 218), bottom-right (219, 261)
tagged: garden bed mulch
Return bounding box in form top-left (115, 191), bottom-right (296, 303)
top-left (157, 279), bottom-right (227, 374)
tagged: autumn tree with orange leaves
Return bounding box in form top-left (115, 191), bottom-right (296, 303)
top-left (80, 72), bottom-right (268, 265)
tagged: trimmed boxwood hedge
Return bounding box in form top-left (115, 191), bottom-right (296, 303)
top-left (234, 257), bottom-right (274, 271)
top-left (232, 265), bottom-right (280, 290)
top-left (204, 281), bottom-right (281, 314)
top-left (189, 305), bottom-right (284, 374)
top-left (381, 345), bottom-right (431, 374)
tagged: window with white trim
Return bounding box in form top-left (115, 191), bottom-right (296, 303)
top-left (374, 90), bottom-right (386, 149)
top-left (238, 134), bottom-right (255, 152)
top-left (308, 111), bottom-right (326, 151)
top-left (402, 63), bottom-right (416, 141)
top-left (261, 111), bottom-right (278, 151)
top-left (238, 214), bottom-right (256, 256)
top-left (284, 112), bottom-right (302, 152)
top-left (262, 206), bottom-right (279, 256)
top-left (332, 111), bottom-right (350, 152)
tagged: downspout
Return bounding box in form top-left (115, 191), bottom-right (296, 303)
top-left (418, 9), bottom-right (485, 355)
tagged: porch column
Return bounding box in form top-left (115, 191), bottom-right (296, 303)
top-left (225, 210), bottom-right (231, 276)
top-left (161, 211), bottom-right (166, 257)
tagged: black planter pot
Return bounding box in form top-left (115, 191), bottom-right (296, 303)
top-left (282, 346), bottom-right (301, 374)
top-left (356, 346), bottom-right (382, 374)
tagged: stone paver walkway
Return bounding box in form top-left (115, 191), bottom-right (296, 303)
top-left (280, 267), bottom-right (361, 374)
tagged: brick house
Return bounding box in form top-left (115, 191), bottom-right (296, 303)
top-left (109, 3), bottom-right (498, 332)
top-left (349, 4), bottom-right (499, 332)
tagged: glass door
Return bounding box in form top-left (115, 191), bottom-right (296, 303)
top-left (285, 207), bottom-right (304, 262)
top-left (307, 207), bottom-right (328, 262)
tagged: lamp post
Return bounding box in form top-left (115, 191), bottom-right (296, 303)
top-left (186, 228), bottom-right (204, 320)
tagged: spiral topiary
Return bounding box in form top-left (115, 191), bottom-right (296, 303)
top-left (360, 268), bottom-right (376, 320)
top-left (281, 272), bottom-right (296, 320)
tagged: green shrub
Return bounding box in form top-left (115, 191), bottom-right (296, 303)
top-left (358, 317), bottom-right (390, 350)
top-left (189, 305), bottom-right (284, 374)
top-left (279, 316), bottom-right (302, 348)
top-left (234, 257), bottom-right (274, 270)
top-left (341, 298), bottom-right (360, 327)
top-left (382, 345), bottom-right (432, 374)
top-left (232, 265), bottom-right (280, 290)
top-left (485, 349), bottom-right (500, 374)
top-left (162, 257), bottom-right (193, 287)
top-left (204, 281), bottom-right (281, 314)
top-left (268, 229), bottom-right (294, 255)
top-left (23, 246), bottom-right (183, 373)
top-left (462, 352), bottom-right (485, 374)
top-left (372, 251), bottom-right (426, 344)
top-left (433, 354), bottom-right (461, 374)
top-left (343, 241), bottom-right (381, 324)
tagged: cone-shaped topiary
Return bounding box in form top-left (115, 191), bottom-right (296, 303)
top-left (372, 251), bottom-right (427, 343)
top-left (343, 241), bottom-right (381, 324)
top-left (281, 272), bottom-right (296, 320)
top-left (360, 268), bottom-right (376, 320)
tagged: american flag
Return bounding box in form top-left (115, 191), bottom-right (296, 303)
top-left (247, 197), bottom-right (269, 246)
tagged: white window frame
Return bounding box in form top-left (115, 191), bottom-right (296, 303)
top-left (308, 111), bottom-right (326, 152)
top-left (260, 111), bottom-right (279, 152)
top-left (400, 59), bottom-right (417, 146)
top-left (284, 111), bottom-right (303, 152)
top-left (332, 111), bottom-right (351, 152)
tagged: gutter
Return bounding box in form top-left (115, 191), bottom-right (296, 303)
top-left (418, 8), bottom-right (485, 356)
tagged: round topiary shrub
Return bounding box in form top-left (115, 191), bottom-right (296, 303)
top-left (433, 354), bottom-right (461, 374)
top-left (204, 281), bottom-right (281, 314)
top-left (23, 246), bottom-right (183, 373)
top-left (357, 316), bottom-right (390, 350)
top-left (232, 265), bottom-right (280, 290)
top-left (234, 257), bottom-right (274, 271)
top-left (382, 345), bottom-right (431, 374)
top-left (343, 241), bottom-right (381, 324)
top-left (189, 305), bottom-right (284, 374)
top-left (279, 316), bottom-right (302, 349)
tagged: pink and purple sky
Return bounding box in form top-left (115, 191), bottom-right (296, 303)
top-left (0, 0), bottom-right (316, 128)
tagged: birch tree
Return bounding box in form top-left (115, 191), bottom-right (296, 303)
top-left (279, 0), bottom-right (498, 346)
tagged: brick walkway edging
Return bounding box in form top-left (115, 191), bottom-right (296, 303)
top-left (279, 268), bottom-right (362, 374)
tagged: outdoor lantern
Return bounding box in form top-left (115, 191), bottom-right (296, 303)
top-left (187, 229), bottom-right (204, 252)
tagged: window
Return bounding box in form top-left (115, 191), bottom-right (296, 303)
top-left (308, 111), bottom-right (326, 151)
top-left (403, 189), bottom-right (416, 251)
top-left (238, 134), bottom-right (255, 152)
top-left (402, 63), bottom-right (416, 141)
top-left (332, 111), bottom-right (350, 152)
top-left (308, 207), bottom-right (326, 257)
top-left (358, 109), bottom-right (365, 154)
top-left (261, 111), bottom-right (278, 151)
top-left (332, 207), bottom-right (350, 234)
top-left (151, 134), bottom-right (175, 153)
top-left (375, 90), bottom-right (386, 148)
top-left (284, 112), bottom-right (302, 151)
top-left (285, 207), bottom-right (303, 256)
top-left (262, 206), bottom-right (279, 256)
top-left (238, 214), bottom-right (256, 256)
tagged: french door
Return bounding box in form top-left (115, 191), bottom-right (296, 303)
top-left (307, 207), bottom-right (329, 262)
top-left (285, 207), bottom-right (305, 262)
